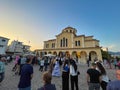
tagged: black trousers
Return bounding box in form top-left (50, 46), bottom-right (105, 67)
top-left (19, 64), bottom-right (24, 75)
top-left (70, 75), bottom-right (79, 90)
top-left (39, 66), bottom-right (44, 71)
top-left (101, 81), bottom-right (108, 90)
top-left (62, 72), bottom-right (69, 90)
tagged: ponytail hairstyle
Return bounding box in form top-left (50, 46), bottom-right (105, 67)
top-left (96, 62), bottom-right (106, 75)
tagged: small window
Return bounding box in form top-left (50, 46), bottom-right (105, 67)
top-left (66, 39), bottom-right (68, 47)
top-left (0, 45), bottom-right (4, 47)
top-left (78, 41), bottom-right (80, 46)
top-left (52, 43), bottom-right (55, 48)
top-left (60, 39), bottom-right (62, 47)
top-left (63, 38), bottom-right (65, 47)
top-left (75, 41), bottom-right (77, 46)
top-left (2, 39), bottom-right (6, 42)
top-left (52, 43), bottom-right (53, 48)
top-left (46, 44), bottom-right (49, 48)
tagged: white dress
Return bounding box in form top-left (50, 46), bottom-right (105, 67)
top-left (52, 61), bottom-right (61, 77)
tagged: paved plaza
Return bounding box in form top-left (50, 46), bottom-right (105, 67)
top-left (0, 62), bottom-right (116, 90)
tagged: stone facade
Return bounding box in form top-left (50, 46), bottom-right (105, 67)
top-left (35, 27), bottom-right (102, 63)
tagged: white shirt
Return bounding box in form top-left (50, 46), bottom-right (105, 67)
top-left (102, 75), bottom-right (109, 82)
top-left (40, 60), bottom-right (44, 66)
top-left (70, 65), bottom-right (77, 76)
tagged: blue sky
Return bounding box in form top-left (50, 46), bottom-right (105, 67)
top-left (0, 0), bottom-right (120, 52)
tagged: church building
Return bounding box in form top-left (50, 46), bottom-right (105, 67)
top-left (35, 27), bottom-right (102, 63)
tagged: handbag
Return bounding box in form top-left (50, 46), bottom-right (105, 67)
top-left (77, 71), bottom-right (80, 75)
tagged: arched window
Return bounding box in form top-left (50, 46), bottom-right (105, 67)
top-left (60, 39), bottom-right (62, 47)
top-left (63, 37), bottom-right (65, 47)
top-left (66, 39), bottom-right (68, 47)
top-left (78, 40), bottom-right (80, 46)
top-left (75, 41), bottom-right (77, 46)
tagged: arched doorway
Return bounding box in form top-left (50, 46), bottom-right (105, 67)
top-left (53, 51), bottom-right (57, 56)
top-left (89, 51), bottom-right (97, 61)
top-left (44, 52), bottom-right (47, 55)
top-left (72, 51), bottom-right (77, 58)
top-left (80, 51), bottom-right (87, 63)
top-left (58, 51), bottom-right (63, 57)
top-left (65, 51), bottom-right (70, 58)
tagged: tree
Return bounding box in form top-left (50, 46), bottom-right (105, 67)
top-left (101, 50), bottom-right (111, 60)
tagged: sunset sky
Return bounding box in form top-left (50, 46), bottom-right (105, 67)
top-left (0, 0), bottom-right (120, 52)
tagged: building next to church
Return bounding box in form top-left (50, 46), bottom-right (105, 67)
top-left (7, 40), bottom-right (31, 55)
top-left (35, 27), bottom-right (102, 63)
top-left (0, 36), bottom-right (9, 54)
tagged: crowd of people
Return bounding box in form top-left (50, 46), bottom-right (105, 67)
top-left (0, 54), bottom-right (120, 90)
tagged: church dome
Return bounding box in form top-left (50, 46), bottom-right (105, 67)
top-left (62, 26), bottom-right (77, 34)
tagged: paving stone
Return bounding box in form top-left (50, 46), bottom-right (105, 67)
top-left (0, 62), bottom-right (116, 90)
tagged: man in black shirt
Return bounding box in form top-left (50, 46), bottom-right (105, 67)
top-left (86, 62), bottom-right (101, 90)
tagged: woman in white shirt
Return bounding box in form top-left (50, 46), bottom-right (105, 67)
top-left (70, 59), bottom-right (79, 90)
top-left (39, 58), bottom-right (44, 72)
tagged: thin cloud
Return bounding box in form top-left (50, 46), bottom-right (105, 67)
top-left (107, 44), bottom-right (119, 52)
top-left (108, 45), bottom-right (116, 49)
